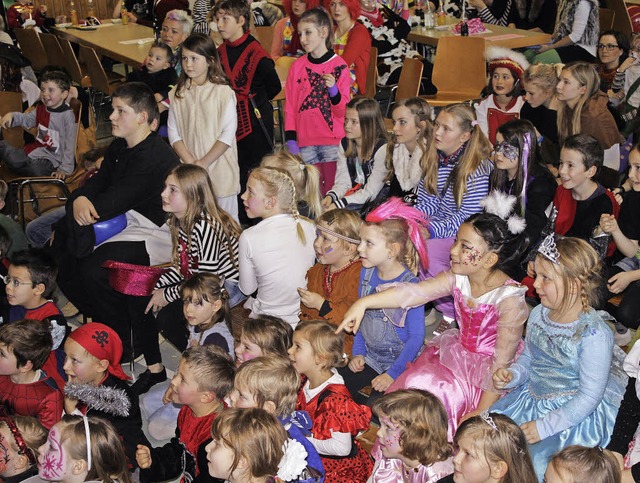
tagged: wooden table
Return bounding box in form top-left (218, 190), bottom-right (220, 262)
top-left (408, 17), bottom-right (551, 49)
top-left (53, 22), bottom-right (154, 66)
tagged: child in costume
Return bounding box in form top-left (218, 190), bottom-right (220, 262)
top-left (369, 390), bottom-right (453, 482)
top-left (0, 320), bottom-right (62, 429)
top-left (386, 97), bottom-right (435, 205)
top-left (491, 236), bottom-right (628, 479)
top-left (142, 272), bottom-right (235, 441)
top-left (284, 7), bottom-right (350, 193)
top-left (339, 195), bottom-right (529, 440)
top-left (235, 315), bottom-right (293, 366)
top-left (146, 163), bottom-right (242, 359)
top-left (62, 323), bottom-right (147, 467)
top-left (6, 249), bottom-right (68, 389)
top-left (290, 320), bottom-right (372, 482)
top-left (230, 356), bottom-right (325, 482)
top-left (338, 198), bottom-right (427, 407)
top-left (0, 416), bottom-right (46, 483)
top-left (168, 33), bottom-right (240, 219)
top-left (415, 102), bottom-right (493, 320)
top-left (324, 97), bottom-right (389, 213)
top-left (476, 47), bottom-right (528, 145)
top-left (214, 0), bottom-right (281, 223)
top-left (37, 415), bottom-right (133, 483)
top-left (271, 0), bottom-right (321, 60)
top-left (136, 346), bottom-right (235, 483)
top-left (261, 151), bottom-right (323, 220)
top-left (205, 408), bottom-right (288, 482)
top-left (438, 412), bottom-right (537, 483)
top-left (545, 446), bottom-right (622, 483)
top-left (299, 208), bottom-right (361, 355)
top-left (239, 167), bottom-right (316, 327)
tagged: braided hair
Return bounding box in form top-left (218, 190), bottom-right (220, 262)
top-left (249, 167), bottom-right (309, 244)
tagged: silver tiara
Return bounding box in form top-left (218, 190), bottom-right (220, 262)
top-left (480, 411), bottom-right (499, 432)
top-left (537, 234), bottom-right (560, 264)
top-left (480, 410), bottom-right (499, 431)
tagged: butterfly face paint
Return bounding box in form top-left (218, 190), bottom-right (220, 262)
top-left (38, 425), bottom-right (68, 481)
top-left (376, 416), bottom-right (403, 460)
top-left (450, 223), bottom-right (490, 275)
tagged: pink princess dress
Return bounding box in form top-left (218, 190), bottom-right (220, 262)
top-left (383, 271), bottom-right (529, 440)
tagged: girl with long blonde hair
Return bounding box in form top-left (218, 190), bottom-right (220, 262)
top-left (239, 167), bottom-right (316, 327)
top-left (415, 102), bottom-right (493, 320)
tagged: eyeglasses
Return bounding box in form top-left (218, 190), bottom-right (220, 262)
top-left (597, 43), bottom-right (619, 51)
top-left (492, 142), bottom-right (519, 162)
top-left (1, 275), bottom-right (33, 288)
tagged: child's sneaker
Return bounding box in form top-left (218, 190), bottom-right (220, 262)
top-left (615, 328), bottom-right (633, 347)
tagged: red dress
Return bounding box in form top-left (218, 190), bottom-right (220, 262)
top-left (296, 380), bottom-right (373, 482)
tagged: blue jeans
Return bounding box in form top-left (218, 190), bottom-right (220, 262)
top-left (26, 206), bottom-right (66, 247)
top-left (300, 144), bottom-right (339, 165)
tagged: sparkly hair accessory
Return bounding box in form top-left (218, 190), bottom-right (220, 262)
top-left (2, 417), bottom-right (37, 466)
top-left (538, 234), bottom-right (560, 264)
top-left (479, 190), bottom-right (526, 234)
top-left (299, 163), bottom-right (305, 171)
top-left (480, 411), bottom-right (499, 432)
top-left (317, 224), bottom-right (360, 245)
top-left (365, 197), bottom-right (430, 276)
top-left (520, 132), bottom-right (532, 214)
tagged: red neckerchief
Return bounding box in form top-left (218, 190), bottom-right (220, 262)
top-left (360, 8), bottom-right (384, 27)
top-left (218, 33), bottom-right (270, 141)
top-left (553, 184), bottom-right (620, 257)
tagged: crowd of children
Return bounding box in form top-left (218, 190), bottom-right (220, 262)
top-left (4, 0), bottom-right (640, 481)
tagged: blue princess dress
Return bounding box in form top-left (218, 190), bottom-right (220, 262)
top-left (491, 305), bottom-right (628, 480)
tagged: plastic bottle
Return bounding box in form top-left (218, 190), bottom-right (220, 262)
top-left (87, 0), bottom-right (94, 19)
top-left (460, 20), bottom-right (468, 35)
top-left (436, 3), bottom-right (446, 26)
top-left (425, 4), bottom-right (435, 29)
top-left (121, 1), bottom-right (129, 25)
top-left (70, 0), bottom-right (78, 25)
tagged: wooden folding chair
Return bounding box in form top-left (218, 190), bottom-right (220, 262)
top-left (79, 45), bottom-right (125, 127)
top-left (7, 98), bottom-right (86, 227)
top-left (255, 25), bottom-right (275, 52)
top-left (58, 38), bottom-right (90, 87)
top-left (383, 57), bottom-right (424, 128)
top-left (13, 28), bottom-right (48, 72)
top-left (422, 36), bottom-right (486, 107)
top-left (365, 46), bottom-right (378, 98)
top-left (273, 56), bottom-right (296, 144)
top-left (0, 91), bottom-right (24, 149)
top-left (40, 33), bottom-right (67, 69)
top-left (600, 8), bottom-right (616, 31)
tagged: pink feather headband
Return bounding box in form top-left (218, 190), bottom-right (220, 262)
top-left (365, 197), bottom-right (430, 277)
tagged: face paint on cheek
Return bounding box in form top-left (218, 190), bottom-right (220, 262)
top-left (324, 246), bottom-right (334, 254)
top-left (0, 436), bottom-right (10, 473)
top-left (39, 428), bottom-right (67, 481)
top-left (380, 417), bottom-right (402, 449)
top-left (463, 248), bottom-right (483, 267)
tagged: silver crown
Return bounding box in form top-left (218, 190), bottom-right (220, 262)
top-left (538, 234), bottom-right (560, 264)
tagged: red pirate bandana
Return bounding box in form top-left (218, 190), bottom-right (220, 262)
top-left (68, 323), bottom-right (131, 381)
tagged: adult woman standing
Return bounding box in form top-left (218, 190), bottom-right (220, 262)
top-left (327, 0), bottom-right (371, 97)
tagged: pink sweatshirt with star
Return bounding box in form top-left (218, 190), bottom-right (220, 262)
top-left (284, 51), bottom-right (350, 147)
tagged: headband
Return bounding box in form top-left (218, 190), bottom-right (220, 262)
top-left (365, 197), bottom-right (430, 277)
top-left (68, 323), bottom-right (131, 381)
top-left (317, 224), bottom-right (360, 245)
top-left (2, 417), bottom-right (37, 466)
top-left (82, 416), bottom-right (92, 473)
